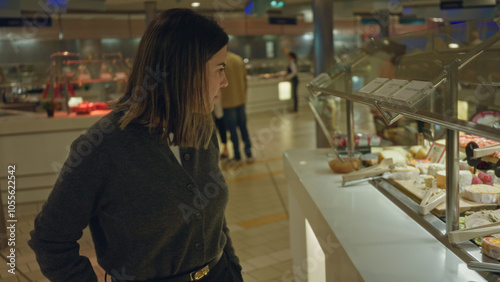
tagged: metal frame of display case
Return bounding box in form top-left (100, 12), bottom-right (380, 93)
top-left (307, 18), bottom-right (500, 279)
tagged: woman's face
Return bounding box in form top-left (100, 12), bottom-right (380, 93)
top-left (206, 45), bottom-right (228, 112)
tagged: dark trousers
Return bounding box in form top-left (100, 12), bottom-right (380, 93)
top-left (214, 116), bottom-right (227, 144)
top-left (291, 77), bottom-right (299, 112)
top-left (108, 252), bottom-right (243, 282)
top-left (223, 105), bottom-right (252, 160)
top-left (202, 252), bottom-right (243, 282)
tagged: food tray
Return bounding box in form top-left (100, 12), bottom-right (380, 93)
top-left (386, 179), bottom-right (498, 217)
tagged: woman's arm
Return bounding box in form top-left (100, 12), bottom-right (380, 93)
top-left (29, 133), bottom-right (105, 281)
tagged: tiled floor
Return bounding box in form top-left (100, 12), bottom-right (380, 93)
top-left (0, 105), bottom-right (316, 282)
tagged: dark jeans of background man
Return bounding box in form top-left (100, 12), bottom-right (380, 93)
top-left (214, 116), bottom-right (227, 144)
top-left (291, 76), bottom-right (299, 112)
top-left (223, 104), bottom-right (252, 161)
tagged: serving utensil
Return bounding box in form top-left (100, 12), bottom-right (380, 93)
top-left (448, 221), bottom-right (500, 243)
top-left (341, 158), bottom-right (393, 184)
top-left (342, 173), bottom-right (390, 187)
top-left (419, 187), bottom-right (446, 215)
top-left (473, 144), bottom-right (500, 159)
top-left (468, 261), bottom-right (500, 273)
top-left (466, 141), bottom-right (500, 177)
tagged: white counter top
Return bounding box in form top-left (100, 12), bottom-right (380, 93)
top-left (284, 149), bottom-right (486, 282)
top-left (0, 110), bottom-right (110, 136)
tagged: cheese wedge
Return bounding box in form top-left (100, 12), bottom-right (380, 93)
top-left (435, 170), bottom-right (473, 192)
top-left (487, 170), bottom-right (499, 184)
top-left (389, 146), bottom-right (412, 159)
top-left (409, 145), bottom-right (422, 157)
top-left (415, 175), bottom-right (434, 188)
top-left (459, 161), bottom-right (471, 171)
top-left (463, 184), bottom-right (500, 204)
top-left (378, 150), bottom-right (407, 165)
top-left (482, 237), bottom-right (500, 260)
top-left (436, 170), bottom-right (446, 189)
top-left (415, 146), bottom-right (430, 160)
top-left (390, 166), bottom-right (420, 180)
top-left (428, 164), bottom-right (446, 177)
top-left (459, 171), bottom-right (473, 193)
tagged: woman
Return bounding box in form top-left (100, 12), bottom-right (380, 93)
top-left (286, 51), bottom-right (299, 112)
top-left (29, 9), bottom-right (243, 282)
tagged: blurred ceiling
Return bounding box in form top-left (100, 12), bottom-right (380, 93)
top-left (18, 0), bottom-right (375, 14)
top-left (16, 0), bottom-right (500, 20)
top-left (104, 0), bottom-right (310, 12)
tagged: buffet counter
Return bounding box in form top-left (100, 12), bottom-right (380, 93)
top-left (246, 73), bottom-right (313, 114)
top-left (0, 69), bottom-right (313, 205)
top-left (0, 109), bottom-right (111, 205)
top-left (284, 149), bottom-right (486, 282)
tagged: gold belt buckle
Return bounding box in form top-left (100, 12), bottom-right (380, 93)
top-left (190, 265), bottom-right (210, 281)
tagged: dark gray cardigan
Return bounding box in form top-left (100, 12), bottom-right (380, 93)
top-left (29, 110), bottom-right (239, 281)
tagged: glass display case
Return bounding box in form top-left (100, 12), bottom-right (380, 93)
top-left (46, 52), bottom-right (130, 114)
top-left (0, 62), bottom-right (47, 111)
top-left (309, 18), bottom-right (500, 143)
top-left (308, 17), bottom-right (500, 276)
top-left (0, 52), bottom-right (131, 115)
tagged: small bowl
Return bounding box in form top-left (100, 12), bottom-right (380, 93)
top-left (327, 150), bottom-right (362, 174)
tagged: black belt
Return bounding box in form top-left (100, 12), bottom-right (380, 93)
top-left (110, 251), bottom-right (224, 282)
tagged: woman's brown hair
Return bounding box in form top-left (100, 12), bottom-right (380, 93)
top-left (114, 9), bottom-right (229, 148)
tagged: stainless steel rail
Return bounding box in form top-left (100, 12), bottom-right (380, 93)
top-left (308, 101), bottom-right (335, 148)
top-left (307, 85), bottom-right (500, 142)
top-left (344, 68), bottom-right (355, 152)
top-left (445, 60), bottom-right (460, 233)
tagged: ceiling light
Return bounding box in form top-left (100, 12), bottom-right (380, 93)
top-left (191, 2), bottom-right (200, 7)
top-left (303, 32), bottom-right (313, 40)
top-left (449, 43), bottom-right (460, 49)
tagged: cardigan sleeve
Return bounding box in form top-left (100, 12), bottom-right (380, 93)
top-left (29, 134), bottom-right (105, 281)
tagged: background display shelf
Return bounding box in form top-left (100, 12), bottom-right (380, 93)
top-left (307, 17), bottom-right (500, 277)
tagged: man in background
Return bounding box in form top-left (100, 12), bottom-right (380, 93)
top-left (220, 51), bottom-right (254, 165)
